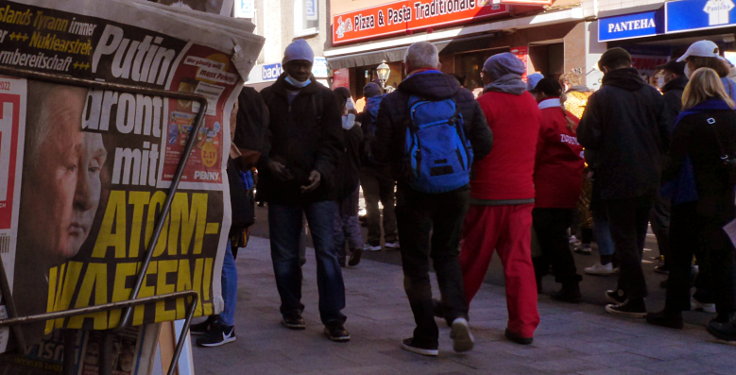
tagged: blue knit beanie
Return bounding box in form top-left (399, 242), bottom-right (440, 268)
top-left (527, 73), bottom-right (544, 91)
top-left (283, 39), bottom-right (314, 65)
top-left (482, 52), bottom-right (526, 81)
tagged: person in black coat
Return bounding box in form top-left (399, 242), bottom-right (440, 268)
top-left (577, 47), bottom-right (670, 317)
top-left (646, 68), bottom-right (736, 342)
top-left (257, 39), bottom-right (350, 342)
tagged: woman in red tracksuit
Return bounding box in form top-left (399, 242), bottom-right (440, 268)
top-left (530, 78), bottom-right (585, 303)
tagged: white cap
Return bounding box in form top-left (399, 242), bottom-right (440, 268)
top-left (677, 40), bottom-right (720, 62)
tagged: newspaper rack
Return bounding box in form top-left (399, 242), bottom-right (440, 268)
top-left (0, 65), bottom-right (211, 375)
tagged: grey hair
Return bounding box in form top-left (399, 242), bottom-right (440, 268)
top-left (404, 42), bottom-right (439, 70)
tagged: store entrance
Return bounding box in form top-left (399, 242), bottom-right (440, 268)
top-left (454, 47), bottom-right (508, 92)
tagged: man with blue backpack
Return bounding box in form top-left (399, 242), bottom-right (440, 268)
top-left (373, 42), bottom-right (493, 356)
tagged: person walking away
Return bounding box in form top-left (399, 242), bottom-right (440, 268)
top-left (373, 42), bottom-right (492, 356)
top-left (577, 47), bottom-right (670, 318)
top-left (679, 40), bottom-right (736, 101)
top-left (332, 87), bottom-right (365, 267)
top-left (258, 39), bottom-right (350, 342)
top-left (646, 68), bottom-right (736, 343)
top-left (458, 52), bottom-right (541, 345)
top-left (529, 78), bottom-right (585, 303)
top-left (356, 82), bottom-right (399, 251)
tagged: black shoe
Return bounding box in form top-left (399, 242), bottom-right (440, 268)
top-left (400, 338), bottom-right (439, 356)
top-left (605, 289), bottom-right (627, 304)
top-left (190, 315), bottom-right (218, 335)
top-left (551, 284), bottom-right (581, 303)
top-left (504, 329), bottom-right (533, 345)
top-left (646, 310), bottom-right (683, 329)
top-left (338, 257), bottom-right (346, 267)
top-left (348, 248), bottom-right (362, 267)
top-left (196, 323), bottom-right (236, 347)
top-left (605, 299), bottom-right (646, 318)
top-left (324, 323), bottom-right (351, 342)
top-left (654, 264), bottom-right (669, 275)
top-left (707, 320), bottom-right (736, 343)
top-left (281, 314), bottom-right (306, 330)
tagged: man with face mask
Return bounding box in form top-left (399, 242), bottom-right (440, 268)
top-left (258, 39), bottom-right (349, 342)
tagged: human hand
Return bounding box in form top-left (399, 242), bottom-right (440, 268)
top-left (300, 170), bottom-right (321, 192)
top-left (268, 159), bottom-right (293, 181)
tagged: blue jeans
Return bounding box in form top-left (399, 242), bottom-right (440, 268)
top-left (593, 212), bottom-right (615, 256)
top-left (269, 201), bottom-right (346, 325)
top-left (219, 241), bottom-right (237, 327)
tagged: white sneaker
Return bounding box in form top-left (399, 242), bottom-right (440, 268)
top-left (691, 297), bottom-right (717, 313)
top-left (363, 244), bottom-right (382, 251)
top-left (450, 318), bottom-right (474, 353)
top-left (584, 262), bottom-right (616, 275)
top-left (384, 241), bottom-right (400, 249)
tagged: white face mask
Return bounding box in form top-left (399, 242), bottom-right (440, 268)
top-left (656, 76), bottom-right (666, 88)
top-left (684, 64), bottom-right (692, 79)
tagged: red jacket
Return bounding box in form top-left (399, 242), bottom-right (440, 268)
top-left (534, 98), bottom-right (584, 208)
top-left (471, 91), bottom-right (540, 201)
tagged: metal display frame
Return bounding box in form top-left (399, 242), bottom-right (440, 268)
top-left (0, 66), bottom-right (213, 375)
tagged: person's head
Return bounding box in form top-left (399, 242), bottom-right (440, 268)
top-left (21, 81), bottom-right (92, 266)
top-left (531, 77), bottom-right (563, 101)
top-left (70, 132), bottom-right (107, 253)
top-left (481, 52), bottom-right (526, 85)
top-left (282, 39), bottom-right (314, 84)
top-left (403, 42), bottom-right (439, 74)
top-left (677, 41), bottom-right (730, 78)
top-left (363, 82), bottom-right (383, 98)
top-left (597, 47), bottom-right (632, 73)
top-left (682, 67), bottom-right (735, 110)
top-left (526, 73), bottom-right (544, 92)
top-left (655, 60), bottom-right (686, 86)
top-left (333, 86), bottom-right (351, 114)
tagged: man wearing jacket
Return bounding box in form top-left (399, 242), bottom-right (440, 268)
top-left (577, 47), bottom-right (670, 318)
top-left (374, 42), bottom-right (492, 356)
top-left (258, 39), bottom-right (349, 342)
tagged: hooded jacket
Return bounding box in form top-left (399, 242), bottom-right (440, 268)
top-left (661, 75), bottom-right (688, 130)
top-left (373, 70), bottom-right (493, 189)
top-left (257, 74), bottom-right (343, 203)
top-left (577, 68), bottom-right (670, 199)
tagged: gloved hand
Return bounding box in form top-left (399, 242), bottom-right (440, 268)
top-left (300, 170), bottom-right (321, 192)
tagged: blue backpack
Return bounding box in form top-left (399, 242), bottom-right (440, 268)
top-left (404, 95), bottom-right (473, 193)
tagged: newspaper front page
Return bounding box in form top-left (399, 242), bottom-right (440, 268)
top-left (0, 0), bottom-right (263, 350)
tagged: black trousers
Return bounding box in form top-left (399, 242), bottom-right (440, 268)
top-left (666, 202), bottom-right (736, 316)
top-left (605, 195), bottom-right (654, 300)
top-left (395, 186), bottom-right (469, 346)
top-left (533, 208), bottom-right (581, 285)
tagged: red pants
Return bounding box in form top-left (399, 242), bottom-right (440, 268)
top-left (460, 204), bottom-right (540, 338)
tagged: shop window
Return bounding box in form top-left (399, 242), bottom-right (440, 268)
top-left (294, 0), bottom-right (319, 37)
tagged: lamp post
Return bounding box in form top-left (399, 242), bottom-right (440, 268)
top-left (376, 60), bottom-right (390, 89)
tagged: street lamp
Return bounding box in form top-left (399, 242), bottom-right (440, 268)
top-left (376, 60), bottom-right (390, 88)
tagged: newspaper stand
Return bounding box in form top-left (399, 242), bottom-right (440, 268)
top-left (0, 65), bottom-right (210, 375)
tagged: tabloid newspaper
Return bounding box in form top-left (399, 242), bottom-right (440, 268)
top-left (0, 0), bottom-right (264, 351)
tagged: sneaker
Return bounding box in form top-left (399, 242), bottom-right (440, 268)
top-left (605, 289), bottom-right (627, 304)
top-left (605, 299), bottom-right (646, 318)
top-left (401, 338), bottom-right (439, 357)
top-left (196, 323), bottom-right (236, 347)
top-left (569, 235), bottom-right (580, 246)
top-left (348, 248), bottom-right (362, 267)
top-left (190, 315), bottom-right (217, 335)
top-left (646, 310), bottom-right (684, 329)
top-left (691, 297), bottom-right (717, 313)
top-left (585, 262), bottom-right (616, 275)
top-left (281, 314), bottom-right (306, 330)
top-left (384, 241), bottom-right (400, 249)
top-left (504, 328), bottom-right (533, 345)
top-left (363, 243), bottom-right (382, 251)
top-left (573, 244), bottom-right (592, 255)
top-left (324, 323), bottom-right (351, 342)
top-left (450, 318), bottom-right (474, 352)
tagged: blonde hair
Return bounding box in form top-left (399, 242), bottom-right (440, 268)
top-left (682, 67), bottom-right (735, 110)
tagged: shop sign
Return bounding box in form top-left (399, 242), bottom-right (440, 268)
top-left (262, 63), bottom-right (283, 81)
top-left (313, 57), bottom-right (330, 78)
top-left (332, 0), bottom-right (508, 45)
top-left (666, 0), bottom-right (736, 33)
top-left (598, 9), bottom-right (663, 42)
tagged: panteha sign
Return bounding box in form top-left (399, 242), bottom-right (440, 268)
top-left (332, 0), bottom-right (508, 45)
top-left (598, 9), bottom-right (664, 42)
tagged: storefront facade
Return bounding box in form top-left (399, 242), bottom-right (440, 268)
top-left (326, 0), bottom-right (590, 97)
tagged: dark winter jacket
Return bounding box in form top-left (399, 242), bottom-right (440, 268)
top-left (661, 75), bottom-right (688, 131)
top-left (335, 124), bottom-right (363, 200)
top-left (577, 68), bottom-right (670, 200)
top-left (665, 103), bottom-right (736, 221)
top-left (373, 70), bottom-right (493, 187)
top-left (258, 74), bottom-right (344, 203)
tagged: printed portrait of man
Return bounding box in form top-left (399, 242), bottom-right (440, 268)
top-left (13, 81), bottom-right (107, 337)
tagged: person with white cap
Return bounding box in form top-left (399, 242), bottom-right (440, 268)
top-left (677, 40), bottom-right (736, 100)
top-left (577, 47), bottom-right (670, 319)
top-left (258, 39), bottom-right (350, 342)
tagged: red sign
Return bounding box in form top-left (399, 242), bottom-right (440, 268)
top-left (333, 0), bottom-right (508, 45)
top-left (332, 68), bottom-right (350, 89)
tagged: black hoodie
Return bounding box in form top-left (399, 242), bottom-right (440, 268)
top-left (373, 70), bottom-right (493, 186)
top-left (661, 75), bottom-right (688, 130)
top-left (578, 67), bottom-right (670, 199)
